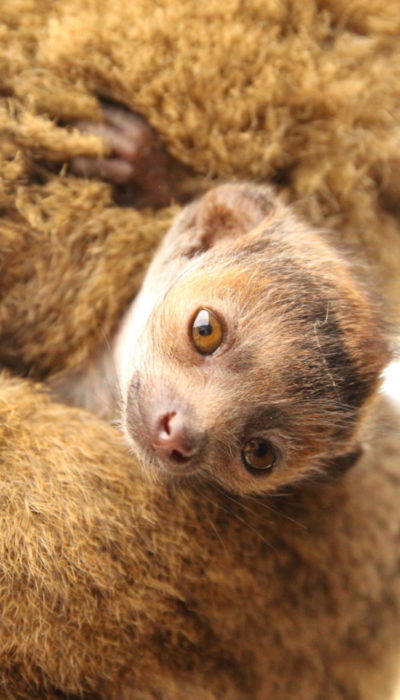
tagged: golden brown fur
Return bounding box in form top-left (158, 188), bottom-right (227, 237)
top-left (2, 0), bottom-right (400, 335)
top-left (0, 374), bottom-right (398, 700)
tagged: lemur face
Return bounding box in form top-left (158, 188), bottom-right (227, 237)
top-left (116, 184), bottom-right (390, 494)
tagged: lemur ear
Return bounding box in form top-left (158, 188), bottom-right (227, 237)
top-left (193, 183), bottom-right (276, 248)
top-left (169, 183), bottom-right (276, 256)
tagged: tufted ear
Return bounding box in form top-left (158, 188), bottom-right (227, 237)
top-left (166, 183), bottom-right (277, 257)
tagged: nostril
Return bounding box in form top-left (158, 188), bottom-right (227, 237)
top-left (161, 412), bottom-right (176, 437)
top-left (169, 449), bottom-right (190, 464)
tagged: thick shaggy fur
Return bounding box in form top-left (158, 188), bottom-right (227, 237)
top-left (0, 2), bottom-right (400, 698)
top-left (1, 1), bottom-right (400, 381)
top-left (0, 376), bottom-right (399, 699)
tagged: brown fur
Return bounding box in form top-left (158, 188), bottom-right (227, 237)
top-left (0, 373), bottom-right (399, 699)
top-left (2, 0), bottom-right (400, 334)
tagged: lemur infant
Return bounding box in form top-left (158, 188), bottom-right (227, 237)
top-left (57, 176), bottom-right (390, 496)
top-left (114, 182), bottom-right (390, 494)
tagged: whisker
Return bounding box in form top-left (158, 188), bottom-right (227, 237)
top-left (202, 480), bottom-right (276, 550)
top-left (211, 481), bottom-right (306, 532)
top-left (243, 493), bottom-right (307, 530)
top-left (190, 481), bottom-right (228, 554)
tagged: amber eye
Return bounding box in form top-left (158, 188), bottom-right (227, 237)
top-left (242, 439), bottom-right (276, 472)
top-left (191, 308), bottom-right (223, 355)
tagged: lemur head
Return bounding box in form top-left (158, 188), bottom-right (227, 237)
top-left (117, 183), bottom-right (390, 494)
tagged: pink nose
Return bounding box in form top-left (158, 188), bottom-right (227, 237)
top-left (152, 412), bottom-right (195, 463)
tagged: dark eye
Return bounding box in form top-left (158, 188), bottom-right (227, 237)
top-left (191, 308), bottom-right (223, 355)
top-left (242, 438), bottom-right (276, 472)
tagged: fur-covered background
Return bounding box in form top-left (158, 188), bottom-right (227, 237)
top-left (1, 0), bottom-right (400, 378)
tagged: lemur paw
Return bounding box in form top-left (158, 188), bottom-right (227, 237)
top-left (70, 101), bottom-right (188, 208)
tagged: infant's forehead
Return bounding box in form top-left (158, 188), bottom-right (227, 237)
top-left (170, 253), bottom-right (272, 300)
